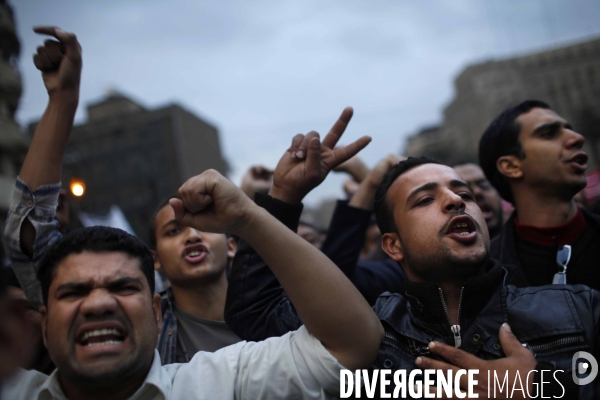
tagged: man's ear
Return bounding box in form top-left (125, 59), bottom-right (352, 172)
top-left (497, 155), bottom-right (523, 180)
top-left (152, 294), bottom-right (162, 335)
top-left (40, 305), bottom-right (48, 348)
top-left (152, 250), bottom-right (162, 271)
top-left (381, 232), bottom-right (404, 262)
top-left (226, 237), bottom-right (237, 259)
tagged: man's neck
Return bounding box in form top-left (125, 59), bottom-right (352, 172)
top-left (513, 191), bottom-right (578, 227)
top-left (59, 364), bottom-right (150, 400)
top-left (171, 274), bottom-right (228, 321)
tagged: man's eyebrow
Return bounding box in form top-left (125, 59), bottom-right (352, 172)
top-left (406, 182), bottom-right (438, 204)
top-left (55, 282), bottom-right (92, 293)
top-left (55, 277), bottom-right (143, 293)
top-left (449, 179), bottom-right (473, 192)
top-left (533, 121), bottom-right (562, 134)
top-left (105, 277), bottom-right (143, 290)
top-left (160, 219), bottom-right (178, 230)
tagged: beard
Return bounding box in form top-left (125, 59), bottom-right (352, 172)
top-left (402, 242), bottom-right (489, 284)
top-left (401, 211), bottom-right (490, 284)
top-left (55, 344), bottom-right (153, 388)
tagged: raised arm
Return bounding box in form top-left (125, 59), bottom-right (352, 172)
top-left (224, 108), bottom-right (376, 340)
top-left (171, 168), bottom-right (383, 370)
top-left (20, 26), bottom-right (81, 191)
top-left (19, 27), bottom-right (82, 256)
top-left (2, 27), bottom-right (81, 309)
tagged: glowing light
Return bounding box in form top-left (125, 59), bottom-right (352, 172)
top-left (70, 181), bottom-right (85, 197)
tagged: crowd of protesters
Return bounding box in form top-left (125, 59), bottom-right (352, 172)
top-left (1, 26), bottom-right (599, 399)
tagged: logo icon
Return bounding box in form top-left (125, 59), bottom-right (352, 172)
top-left (572, 351), bottom-right (598, 385)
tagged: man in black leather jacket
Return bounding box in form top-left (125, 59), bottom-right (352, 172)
top-left (226, 156), bottom-right (600, 399)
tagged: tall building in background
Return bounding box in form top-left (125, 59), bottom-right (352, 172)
top-left (30, 91), bottom-right (229, 243)
top-left (0, 0), bottom-right (28, 241)
top-left (404, 36), bottom-right (600, 167)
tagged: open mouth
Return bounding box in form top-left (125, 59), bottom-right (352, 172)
top-left (78, 328), bottom-right (126, 347)
top-left (182, 244), bottom-right (208, 264)
top-left (449, 221), bottom-right (473, 236)
top-left (568, 153), bottom-right (588, 171)
top-left (445, 215), bottom-right (478, 243)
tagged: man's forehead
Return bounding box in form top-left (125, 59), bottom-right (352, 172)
top-left (52, 251), bottom-right (143, 285)
top-left (390, 164), bottom-right (463, 198)
top-left (517, 107), bottom-right (565, 132)
top-left (155, 204), bottom-right (176, 227)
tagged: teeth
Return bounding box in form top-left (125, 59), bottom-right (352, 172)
top-left (453, 222), bottom-right (468, 229)
top-left (187, 251), bottom-right (202, 257)
top-left (85, 340), bottom-right (122, 347)
top-left (81, 328), bottom-right (121, 341)
top-left (459, 232), bottom-right (469, 236)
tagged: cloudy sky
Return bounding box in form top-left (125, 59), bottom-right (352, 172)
top-left (11, 0), bottom-right (600, 206)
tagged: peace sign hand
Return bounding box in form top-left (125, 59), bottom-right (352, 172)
top-left (270, 107), bottom-right (372, 204)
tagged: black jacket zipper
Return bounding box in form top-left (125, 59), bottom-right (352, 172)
top-left (526, 334), bottom-right (585, 356)
top-left (438, 286), bottom-right (464, 348)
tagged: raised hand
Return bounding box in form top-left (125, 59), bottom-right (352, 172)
top-left (333, 155), bottom-right (369, 183)
top-left (416, 324), bottom-right (537, 399)
top-left (32, 26), bottom-right (82, 96)
top-left (240, 165), bottom-right (274, 199)
top-left (349, 153), bottom-right (405, 210)
top-left (170, 169), bottom-right (255, 236)
top-left (270, 107), bottom-right (372, 204)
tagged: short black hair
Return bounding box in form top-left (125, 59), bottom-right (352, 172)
top-left (478, 100), bottom-right (550, 203)
top-left (148, 196), bottom-right (176, 250)
top-left (38, 226), bottom-right (155, 306)
top-left (374, 156), bottom-right (441, 234)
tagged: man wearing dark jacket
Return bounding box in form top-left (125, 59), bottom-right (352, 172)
top-left (226, 156), bottom-right (600, 399)
top-left (479, 100), bottom-right (600, 290)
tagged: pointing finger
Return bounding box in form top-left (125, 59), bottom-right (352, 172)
top-left (322, 107), bottom-right (353, 150)
top-left (33, 26), bottom-right (81, 60)
top-left (328, 136), bottom-right (371, 168)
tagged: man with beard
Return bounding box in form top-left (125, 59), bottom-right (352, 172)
top-left (2, 174), bottom-right (384, 399)
top-left (226, 156), bottom-right (600, 398)
top-left (453, 162), bottom-right (504, 238)
top-left (479, 100), bottom-right (600, 290)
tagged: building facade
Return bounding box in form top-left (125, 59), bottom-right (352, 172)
top-left (404, 36), bottom-right (600, 167)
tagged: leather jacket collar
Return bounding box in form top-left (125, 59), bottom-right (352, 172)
top-left (402, 259), bottom-right (504, 324)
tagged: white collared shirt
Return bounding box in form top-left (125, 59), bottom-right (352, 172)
top-left (2, 326), bottom-right (342, 400)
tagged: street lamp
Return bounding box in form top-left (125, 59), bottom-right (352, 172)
top-left (70, 179), bottom-right (85, 197)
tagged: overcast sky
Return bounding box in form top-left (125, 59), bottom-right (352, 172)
top-left (11, 0), bottom-right (600, 206)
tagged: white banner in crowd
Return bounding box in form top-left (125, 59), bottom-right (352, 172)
top-left (78, 205), bottom-right (135, 235)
